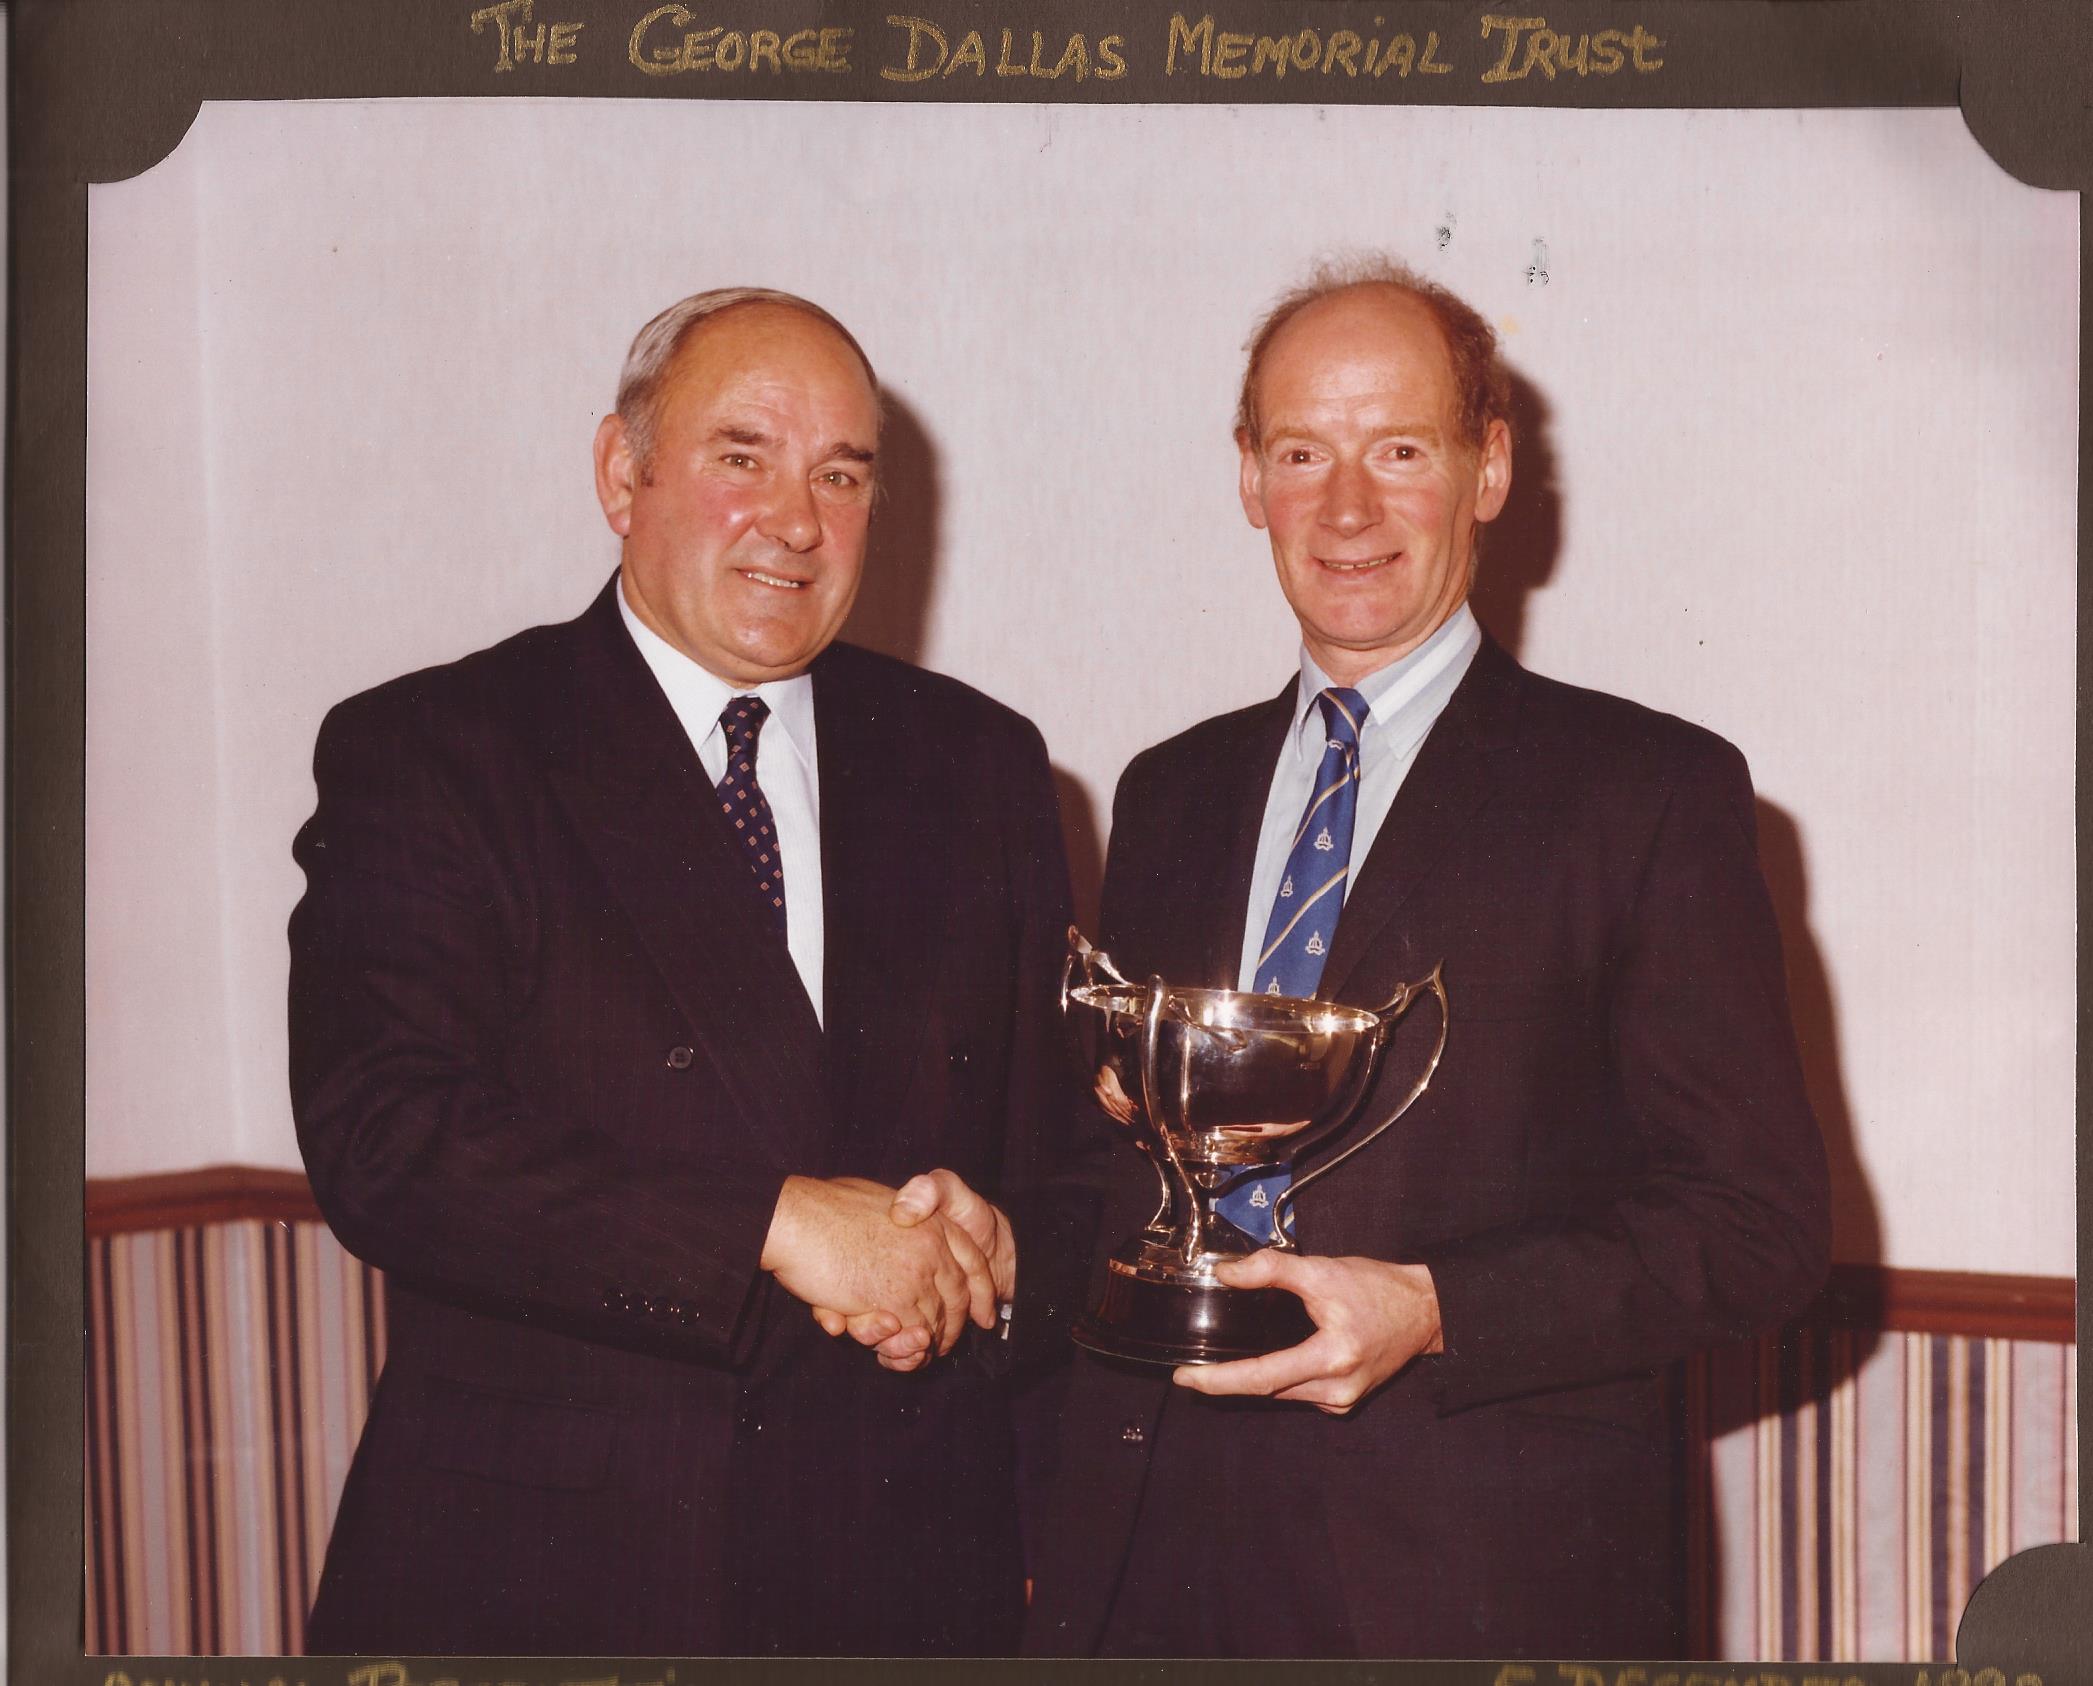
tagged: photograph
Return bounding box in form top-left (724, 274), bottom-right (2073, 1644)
top-left (17, 1), bottom-right (2085, 1675)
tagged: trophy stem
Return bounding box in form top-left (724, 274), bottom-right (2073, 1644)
top-left (1138, 974), bottom-right (1205, 1264)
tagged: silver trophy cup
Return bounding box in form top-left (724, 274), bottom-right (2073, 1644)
top-left (1061, 927), bottom-right (1448, 1365)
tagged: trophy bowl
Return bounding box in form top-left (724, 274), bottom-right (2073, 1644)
top-left (1063, 928), bottom-right (1446, 1365)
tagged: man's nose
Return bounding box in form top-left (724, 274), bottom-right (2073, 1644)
top-left (1319, 457), bottom-right (1377, 535)
top-left (756, 475), bottom-right (822, 553)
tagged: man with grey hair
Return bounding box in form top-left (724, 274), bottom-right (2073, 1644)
top-left (1025, 256), bottom-right (1828, 1657)
top-left (290, 287), bottom-right (1100, 1655)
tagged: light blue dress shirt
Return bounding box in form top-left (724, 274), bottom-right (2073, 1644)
top-left (1236, 604), bottom-right (1481, 993)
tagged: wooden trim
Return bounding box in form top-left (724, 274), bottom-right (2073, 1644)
top-left (85, 1165), bottom-right (322, 1236)
top-left (1813, 1263), bottom-right (2077, 1344)
top-left (85, 1167), bottom-right (2079, 1342)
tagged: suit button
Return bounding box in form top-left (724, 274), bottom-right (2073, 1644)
top-left (1120, 1422), bottom-right (1145, 1446)
top-left (665, 1046), bottom-right (695, 1070)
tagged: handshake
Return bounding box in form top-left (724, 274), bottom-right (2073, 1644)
top-left (760, 1168), bottom-right (1016, 1373)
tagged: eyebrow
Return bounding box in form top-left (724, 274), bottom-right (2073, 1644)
top-left (1266, 420), bottom-right (1446, 448)
top-left (707, 425), bottom-right (876, 465)
top-left (710, 426), bottom-right (775, 449)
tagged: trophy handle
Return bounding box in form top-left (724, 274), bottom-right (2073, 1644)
top-left (1370, 971), bottom-right (1433, 1019)
top-left (1065, 930), bottom-right (1176, 1233)
top-left (1138, 973), bottom-right (1206, 1265)
top-left (1062, 927), bottom-right (1131, 1014)
top-left (1271, 964), bottom-right (1448, 1240)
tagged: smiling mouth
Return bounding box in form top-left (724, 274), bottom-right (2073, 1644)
top-left (1319, 553), bottom-right (1399, 573)
top-left (741, 568), bottom-right (809, 591)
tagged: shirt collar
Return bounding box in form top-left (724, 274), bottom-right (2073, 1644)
top-left (1290, 602), bottom-right (1481, 762)
top-left (617, 576), bottom-right (818, 774)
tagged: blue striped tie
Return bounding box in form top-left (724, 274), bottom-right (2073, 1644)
top-left (1215, 685), bottom-right (1369, 1244)
top-left (716, 696), bottom-right (787, 939)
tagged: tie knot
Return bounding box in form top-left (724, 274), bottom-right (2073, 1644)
top-left (720, 694), bottom-right (770, 753)
top-left (1317, 687), bottom-right (1368, 750)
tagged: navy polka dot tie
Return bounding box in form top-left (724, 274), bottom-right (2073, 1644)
top-left (717, 696), bottom-right (786, 939)
top-left (1216, 685), bottom-right (1369, 1245)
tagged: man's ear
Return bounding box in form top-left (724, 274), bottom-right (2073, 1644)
top-left (1236, 426), bottom-right (1270, 532)
top-left (1472, 417), bottom-right (1513, 526)
top-left (593, 413), bottom-right (637, 537)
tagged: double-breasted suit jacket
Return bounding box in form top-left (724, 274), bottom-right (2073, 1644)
top-left (1026, 635), bottom-right (1830, 1657)
top-left (289, 581), bottom-right (1098, 1656)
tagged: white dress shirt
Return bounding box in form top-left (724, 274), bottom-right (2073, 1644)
top-left (1236, 603), bottom-right (1482, 992)
top-left (619, 580), bottom-right (826, 1023)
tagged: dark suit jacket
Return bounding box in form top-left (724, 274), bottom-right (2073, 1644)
top-left (288, 581), bottom-right (1098, 1656)
top-left (1025, 635), bottom-right (1830, 1658)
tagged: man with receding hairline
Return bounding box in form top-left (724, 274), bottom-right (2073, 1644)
top-left (290, 287), bottom-right (1101, 1655)
top-left (1026, 257), bottom-right (1828, 1658)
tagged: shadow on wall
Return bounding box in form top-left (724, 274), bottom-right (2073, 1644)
top-left (1687, 799), bottom-right (1878, 1648)
top-left (844, 390), bottom-right (942, 670)
top-left (843, 391), bottom-right (1111, 921)
top-left (1055, 771), bottom-right (1104, 936)
top-left (1472, 365), bottom-right (1882, 1651)
top-left (1467, 366), bottom-right (1562, 661)
top-left (1472, 367), bottom-right (1880, 1280)
top-left (1755, 797), bottom-right (1879, 1275)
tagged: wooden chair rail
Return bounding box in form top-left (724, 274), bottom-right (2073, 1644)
top-left (85, 1165), bottom-right (2079, 1342)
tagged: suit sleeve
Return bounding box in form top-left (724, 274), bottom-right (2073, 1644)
top-left (288, 690), bottom-right (781, 1366)
top-left (1416, 738), bottom-right (1831, 1412)
top-left (980, 717), bottom-right (1118, 1378)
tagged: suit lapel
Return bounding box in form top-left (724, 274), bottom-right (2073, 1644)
top-left (542, 582), bottom-right (834, 1169)
top-left (813, 647), bottom-right (948, 1139)
top-left (1321, 636), bottom-right (1526, 1004)
top-left (1196, 685), bottom-right (1298, 986)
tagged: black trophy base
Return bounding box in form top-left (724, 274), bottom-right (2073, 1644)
top-left (1072, 1265), bottom-right (1316, 1365)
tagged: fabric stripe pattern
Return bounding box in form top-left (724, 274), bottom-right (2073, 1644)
top-left (1702, 1323), bottom-right (2077, 1661)
top-left (84, 1222), bottom-right (386, 1654)
top-left (84, 1211), bottom-right (2074, 1660)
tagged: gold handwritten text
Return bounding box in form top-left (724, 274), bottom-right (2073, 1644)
top-left (1165, 13), bottom-right (1449, 79)
top-left (459, 2), bottom-right (1686, 85)
top-left (628, 4), bottom-right (851, 74)
top-left (470, 0), bottom-right (583, 70)
top-left (1479, 15), bottom-right (1661, 81)
top-left (103, 1673), bottom-right (307, 1686)
top-left (342, 1661), bottom-right (682, 1686)
top-left (880, 17), bottom-right (1126, 81)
